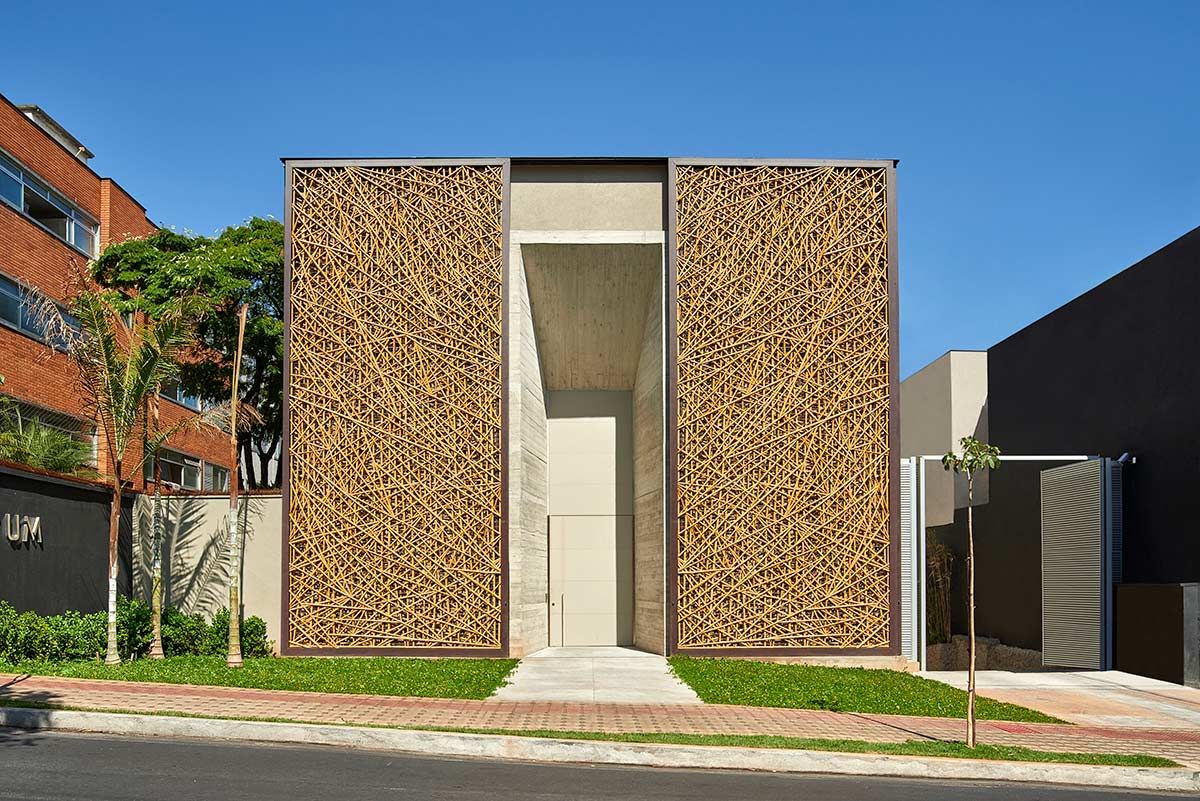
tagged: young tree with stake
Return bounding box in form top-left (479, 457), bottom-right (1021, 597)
top-left (942, 436), bottom-right (1001, 748)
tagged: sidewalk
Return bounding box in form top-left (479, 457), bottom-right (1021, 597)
top-left (4, 673), bottom-right (1200, 766)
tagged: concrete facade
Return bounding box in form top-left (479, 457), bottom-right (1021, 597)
top-left (633, 278), bottom-right (665, 654)
top-left (504, 161), bottom-right (668, 656)
top-left (283, 157), bottom-right (898, 658)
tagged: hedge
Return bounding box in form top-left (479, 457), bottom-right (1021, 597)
top-left (0, 597), bottom-right (272, 663)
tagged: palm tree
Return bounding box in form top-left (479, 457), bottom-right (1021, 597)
top-left (0, 404), bottom-right (95, 475)
top-left (32, 288), bottom-right (207, 664)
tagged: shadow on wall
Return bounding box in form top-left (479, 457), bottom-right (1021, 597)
top-left (133, 493), bottom-right (281, 648)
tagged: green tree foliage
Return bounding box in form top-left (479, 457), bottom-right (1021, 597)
top-left (92, 218), bottom-right (284, 487)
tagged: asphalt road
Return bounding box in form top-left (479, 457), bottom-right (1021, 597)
top-left (0, 728), bottom-right (1184, 800)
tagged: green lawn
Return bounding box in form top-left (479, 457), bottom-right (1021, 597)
top-left (668, 657), bottom-right (1061, 723)
top-left (1, 656), bottom-right (518, 700)
top-left (416, 727), bottom-right (1176, 768)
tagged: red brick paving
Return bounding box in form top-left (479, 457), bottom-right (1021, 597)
top-left (4, 673), bottom-right (1200, 766)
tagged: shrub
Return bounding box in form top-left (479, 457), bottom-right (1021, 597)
top-left (45, 610), bottom-right (105, 661)
top-left (204, 608), bottom-right (272, 658)
top-left (0, 599), bottom-right (272, 664)
top-left (161, 606), bottom-right (208, 656)
top-left (116, 596), bottom-right (152, 660)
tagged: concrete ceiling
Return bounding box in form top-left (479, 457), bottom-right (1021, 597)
top-left (522, 243), bottom-right (661, 391)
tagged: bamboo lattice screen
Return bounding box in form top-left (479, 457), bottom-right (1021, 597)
top-left (286, 163), bottom-right (505, 650)
top-left (674, 163), bottom-right (893, 650)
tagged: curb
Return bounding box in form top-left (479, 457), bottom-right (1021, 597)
top-left (2, 706), bottom-right (1198, 793)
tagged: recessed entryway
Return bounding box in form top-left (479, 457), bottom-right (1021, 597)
top-left (547, 392), bottom-right (634, 646)
top-left (492, 646), bottom-right (700, 704)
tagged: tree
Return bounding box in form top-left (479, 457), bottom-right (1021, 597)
top-left (92, 218), bottom-right (284, 488)
top-left (32, 288), bottom-right (209, 664)
top-left (942, 435), bottom-right (1001, 748)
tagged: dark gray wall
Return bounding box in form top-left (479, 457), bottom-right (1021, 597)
top-left (964, 225), bottom-right (1200, 651)
top-left (1, 465), bottom-right (133, 615)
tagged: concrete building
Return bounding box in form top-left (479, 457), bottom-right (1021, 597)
top-left (900, 350), bottom-right (988, 526)
top-left (281, 157), bottom-right (901, 659)
top-left (0, 92), bottom-right (229, 490)
top-left (902, 225), bottom-right (1200, 685)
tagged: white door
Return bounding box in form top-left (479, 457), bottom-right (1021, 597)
top-left (549, 515), bottom-right (632, 646)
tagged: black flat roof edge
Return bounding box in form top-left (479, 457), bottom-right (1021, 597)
top-left (279, 156), bottom-right (899, 167)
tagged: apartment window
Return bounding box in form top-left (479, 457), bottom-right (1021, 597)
top-left (0, 149), bottom-right (98, 257)
top-left (0, 273), bottom-right (80, 348)
top-left (148, 447), bottom-right (201, 490)
top-left (159, 377), bottom-right (202, 410)
top-left (204, 462), bottom-right (230, 492)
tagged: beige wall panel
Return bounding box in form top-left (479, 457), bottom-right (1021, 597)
top-left (900, 350), bottom-right (988, 526)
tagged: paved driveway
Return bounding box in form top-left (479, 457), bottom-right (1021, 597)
top-left (923, 670), bottom-right (1200, 729)
top-left (492, 646), bottom-right (701, 704)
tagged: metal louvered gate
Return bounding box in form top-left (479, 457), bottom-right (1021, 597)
top-left (1041, 458), bottom-right (1124, 670)
top-left (900, 458), bottom-right (918, 662)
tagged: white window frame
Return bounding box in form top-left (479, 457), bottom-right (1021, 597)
top-left (0, 147), bottom-right (98, 257)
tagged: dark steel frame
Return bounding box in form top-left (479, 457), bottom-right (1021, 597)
top-left (664, 157), bottom-right (901, 657)
top-left (280, 157), bottom-right (511, 657)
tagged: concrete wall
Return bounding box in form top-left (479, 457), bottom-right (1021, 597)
top-left (133, 493), bottom-right (282, 652)
top-left (900, 350), bottom-right (988, 526)
top-left (510, 164), bottom-right (665, 232)
top-left (506, 255), bottom-right (549, 656)
top-left (633, 278), bottom-right (665, 654)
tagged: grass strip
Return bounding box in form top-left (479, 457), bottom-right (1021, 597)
top-left (0, 655), bottom-right (518, 700)
top-left (668, 657), bottom-right (1063, 723)
top-left (416, 726), bottom-right (1179, 767)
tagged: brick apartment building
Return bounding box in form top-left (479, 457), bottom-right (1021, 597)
top-left (0, 92), bottom-right (229, 490)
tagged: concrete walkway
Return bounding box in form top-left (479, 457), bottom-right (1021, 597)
top-left (4, 672), bottom-right (1200, 766)
top-left (493, 646), bottom-right (701, 704)
top-left (923, 670), bottom-right (1200, 730)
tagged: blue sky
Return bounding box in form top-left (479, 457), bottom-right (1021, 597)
top-left (6, 1), bottom-right (1198, 375)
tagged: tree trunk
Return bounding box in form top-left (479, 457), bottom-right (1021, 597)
top-left (967, 473), bottom-right (977, 748)
top-left (226, 304), bottom-right (247, 668)
top-left (105, 465), bottom-right (123, 666)
top-left (148, 404), bottom-right (165, 659)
